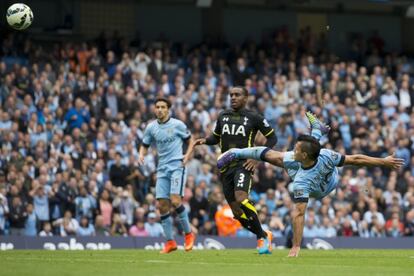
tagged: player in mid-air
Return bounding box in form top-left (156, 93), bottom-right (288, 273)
top-left (139, 98), bottom-right (195, 254)
top-left (217, 112), bottom-right (404, 257)
top-left (191, 86), bottom-right (278, 254)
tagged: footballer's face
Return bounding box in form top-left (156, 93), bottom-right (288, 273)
top-left (155, 101), bottom-right (170, 122)
top-left (293, 142), bottom-right (307, 162)
top-left (230, 88), bottom-right (247, 111)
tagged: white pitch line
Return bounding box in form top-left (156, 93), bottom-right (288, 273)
top-left (145, 260), bottom-right (171, 263)
top-left (145, 260), bottom-right (266, 266)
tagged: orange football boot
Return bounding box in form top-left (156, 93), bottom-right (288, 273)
top-left (184, 232), bottom-right (195, 251)
top-left (160, 240), bottom-right (177, 254)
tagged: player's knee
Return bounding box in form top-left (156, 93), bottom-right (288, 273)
top-left (158, 199), bottom-right (170, 214)
top-left (293, 208), bottom-right (305, 217)
top-left (232, 208), bottom-right (244, 218)
top-left (229, 202), bottom-right (243, 217)
top-left (234, 193), bottom-right (247, 204)
top-left (170, 195), bottom-right (182, 208)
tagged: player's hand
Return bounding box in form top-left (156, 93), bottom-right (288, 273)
top-left (194, 138), bottom-right (206, 146)
top-left (138, 155), bottom-right (145, 166)
top-left (384, 153), bottom-right (405, 169)
top-left (243, 159), bottom-right (259, 172)
top-left (287, 246), bottom-right (300, 257)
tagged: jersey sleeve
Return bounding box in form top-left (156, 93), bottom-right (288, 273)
top-left (283, 151), bottom-right (300, 171)
top-left (142, 124), bottom-right (153, 147)
top-left (176, 120), bottom-right (191, 140)
top-left (212, 112), bottom-right (222, 137)
top-left (323, 149), bottom-right (345, 167)
top-left (254, 113), bottom-right (274, 137)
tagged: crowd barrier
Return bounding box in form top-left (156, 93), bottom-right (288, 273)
top-left (1, 236), bottom-right (414, 250)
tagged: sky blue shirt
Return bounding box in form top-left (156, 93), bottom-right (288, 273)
top-left (142, 118), bottom-right (190, 170)
top-left (284, 149), bottom-right (345, 200)
top-left (144, 222), bottom-right (164, 237)
top-left (77, 224), bottom-right (95, 236)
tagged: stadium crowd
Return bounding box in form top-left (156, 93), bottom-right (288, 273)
top-left (0, 27), bottom-right (414, 240)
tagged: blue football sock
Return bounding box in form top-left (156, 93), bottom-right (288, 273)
top-left (311, 128), bottom-right (322, 141)
top-left (160, 213), bottom-right (174, 240)
top-left (175, 205), bottom-right (191, 234)
top-left (234, 146), bottom-right (269, 161)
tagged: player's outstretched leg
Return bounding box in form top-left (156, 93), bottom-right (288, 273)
top-left (217, 147), bottom-right (270, 169)
top-left (305, 111), bottom-right (330, 140)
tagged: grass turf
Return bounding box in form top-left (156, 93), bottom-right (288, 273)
top-left (1, 249), bottom-right (413, 276)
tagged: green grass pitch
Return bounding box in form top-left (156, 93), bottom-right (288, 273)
top-left (1, 249), bottom-right (413, 276)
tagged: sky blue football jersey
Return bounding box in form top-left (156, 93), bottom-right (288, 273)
top-left (283, 149), bottom-right (345, 200)
top-left (142, 118), bottom-right (190, 170)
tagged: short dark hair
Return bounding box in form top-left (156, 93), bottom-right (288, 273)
top-left (154, 97), bottom-right (171, 108)
top-left (297, 134), bottom-right (321, 160)
top-left (233, 86), bottom-right (248, 96)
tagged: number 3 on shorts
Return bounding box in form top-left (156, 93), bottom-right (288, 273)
top-left (237, 173), bottom-right (245, 187)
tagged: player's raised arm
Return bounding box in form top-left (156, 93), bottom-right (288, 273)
top-left (185, 132), bottom-right (220, 164)
top-left (192, 112), bottom-right (222, 148)
top-left (343, 153), bottom-right (404, 170)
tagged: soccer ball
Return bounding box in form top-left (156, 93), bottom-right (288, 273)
top-left (6, 3), bottom-right (33, 30)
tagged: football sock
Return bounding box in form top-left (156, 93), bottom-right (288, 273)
top-left (311, 128), bottom-right (322, 141)
top-left (160, 213), bottom-right (174, 240)
top-left (240, 199), bottom-right (267, 239)
top-left (235, 212), bottom-right (255, 234)
top-left (233, 147), bottom-right (270, 161)
top-left (175, 205), bottom-right (192, 234)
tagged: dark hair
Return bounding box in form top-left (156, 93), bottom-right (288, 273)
top-left (154, 97), bottom-right (171, 108)
top-left (297, 134), bottom-right (321, 160)
top-left (233, 86), bottom-right (248, 96)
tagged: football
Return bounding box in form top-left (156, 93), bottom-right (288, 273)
top-left (6, 3), bottom-right (33, 30)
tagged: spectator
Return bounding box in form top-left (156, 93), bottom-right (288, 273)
top-left (77, 216), bottom-right (95, 236)
top-left (144, 212), bottom-right (163, 237)
top-left (74, 186), bottom-right (97, 221)
top-left (369, 216), bottom-right (386, 237)
top-left (363, 201), bottom-right (385, 226)
top-left (29, 181), bottom-right (49, 226)
top-left (189, 186), bottom-right (209, 225)
top-left (338, 218), bottom-right (355, 237)
top-left (24, 203), bottom-right (38, 236)
top-left (9, 197), bottom-right (27, 236)
top-left (385, 212), bottom-right (404, 237)
top-left (94, 215), bottom-right (110, 236)
top-left (109, 152), bottom-right (130, 188)
top-left (318, 217), bottom-right (337, 238)
top-left (215, 205), bottom-right (241, 237)
top-left (129, 219), bottom-right (149, 237)
top-left (112, 189), bottom-right (138, 226)
top-left (0, 191), bottom-right (9, 235)
top-left (195, 164), bottom-right (213, 187)
top-left (403, 210), bottom-right (414, 236)
top-left (53, 210), bottom-right (79, 236)
top-left (110, 213), bottom-right (127, 236)
top-left (98, 189), bottom-right (113, 227)
top-left (39, 222), bottom-right (53, 237)
top-left (64, 98), bottom-right (90, 131)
